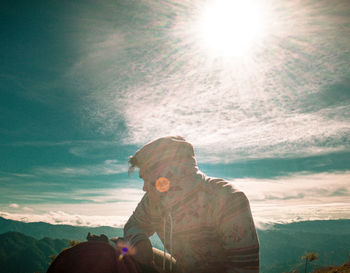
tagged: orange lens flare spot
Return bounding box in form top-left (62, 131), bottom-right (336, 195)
top-left (155, 177), bottom-right (171, 193)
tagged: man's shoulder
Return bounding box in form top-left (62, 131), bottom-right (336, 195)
top-left (202, 176), bottom-right (241, 196)
top-left (200, 176), bottom-right (249, 213)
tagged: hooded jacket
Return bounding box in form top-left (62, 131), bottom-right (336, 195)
top-left (124, 137), bottom-right (259, 273)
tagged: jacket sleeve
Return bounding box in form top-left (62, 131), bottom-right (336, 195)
top-left (124, 193), bottom-right (156, 246)
top-left (217, 191), bottom-right (260, 273)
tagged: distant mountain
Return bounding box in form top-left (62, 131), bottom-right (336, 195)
top-left (0, 216), bottom-right (123, 241)
top-left (1, 217), bottom-right (350, 273)
top-left (259, 220), bottom-right (350, 273)
top-left (272, 219), bottom-right (350, 235)
top-left (0, 216), bottom-right (164, 249)
top-left (0, 231), bottom-right (68, 273)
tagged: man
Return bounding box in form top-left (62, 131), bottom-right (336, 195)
top-left (124, 136), bottom-right (259, 273)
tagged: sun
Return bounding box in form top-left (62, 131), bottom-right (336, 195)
top-left (198, 0), bottom-right (263, 57)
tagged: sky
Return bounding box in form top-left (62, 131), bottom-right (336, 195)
top-left (1, 0), bottom-right (350, 228)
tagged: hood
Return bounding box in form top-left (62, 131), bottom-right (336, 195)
top-left (129, 136), bottom-right (202, 210)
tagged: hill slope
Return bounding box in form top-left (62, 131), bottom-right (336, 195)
top-left (0, 232), bottom-right (68, 273)
top-left (0, 216), bottom-right (164, 249)
top-left (0, 216), bottom-right (123, 241)
top-left (259, 220), bottom-right (350, 272)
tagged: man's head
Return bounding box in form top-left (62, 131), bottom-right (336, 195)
top-left (129, 136), bottom-right (198, 196)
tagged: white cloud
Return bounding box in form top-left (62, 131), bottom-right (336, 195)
top-left (0, 210), bottom-right (129, 228)
top-left (229, 171), bottom-right (350, 224)
top-left (9, 203), bottom-right (19, 209)
top-left (0, 187), bottom-right (144, 227)
top-left (118, 78), bottom-right (349, 163)
top-left (0, 196), bottom-right (140, 227)
top-left (74, 187), bottom-right (144, 203)
top-left (2, 172), bottom-right (350, 228)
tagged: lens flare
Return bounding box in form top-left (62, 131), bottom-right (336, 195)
top-left (155, 177), bottom-right (171, 193)
top-left (116, 240), bottom-right (135, 261)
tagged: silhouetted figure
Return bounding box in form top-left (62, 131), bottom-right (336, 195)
top-left (125, 136), bottom-right (259, 273)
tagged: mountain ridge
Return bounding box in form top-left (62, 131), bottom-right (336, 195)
top-left (1, 216), bottom-right (350, 273)
top-left (0, 216), bottom-right (124, 241)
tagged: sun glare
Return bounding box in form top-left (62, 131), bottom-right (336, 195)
top-left (198, 0), bottom-right (263, 57)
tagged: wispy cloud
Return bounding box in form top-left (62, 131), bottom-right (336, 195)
top-left (69, 0), bottom-right (350, 163)
top-left (253, 203), bottom-right (350, 229)
top-left (230, 171), bottom-right (350, 224)
top-left (0, 187), bottom-right (144, 227)
top-left (2, 172), bottom-right (349, 228)
top-left (0, 171), bottom-right (36, 179)
top-left (232, 171), bottom-right (350, 202)
top-left (33, 160), bottom-right (128, 177)
top-left (1, 140), bottom-right (117, 147)
top-left (74, 188), bottom-right (144, 203)
top-left (7, 203), bottom-right (33, 212)
top-left (0, 177), bottom-right (143, 204)
top-left (0, 177), bottom-right (10, 181)
top-left (0, 210), bottom-right (129, 228)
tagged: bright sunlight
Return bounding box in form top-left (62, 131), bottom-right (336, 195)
top-left (198, 0), bottom-right (264, 57)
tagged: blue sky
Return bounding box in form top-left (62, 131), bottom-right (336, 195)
top-left (1, 0), bottom-right (350, 227)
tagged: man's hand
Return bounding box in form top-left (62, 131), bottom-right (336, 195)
top-left (133, 239), bottom-right (154, 266)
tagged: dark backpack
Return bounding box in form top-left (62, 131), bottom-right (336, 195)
top-left (46, 241), bottom-right (141, 273)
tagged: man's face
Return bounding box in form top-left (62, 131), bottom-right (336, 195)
top-left (139, 168), bottom-right (161, 203)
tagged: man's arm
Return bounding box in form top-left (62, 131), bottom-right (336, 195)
top-left (124, 194), bottom-right (157, 265)
top-left (217, 191), bottom-right (260, 273)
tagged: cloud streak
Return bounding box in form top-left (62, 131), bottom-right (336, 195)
top-left (230, 171), bottom-right (350, 224)
top-left (1, 171), bottom-right (349, 228)
top-left (33, 160), bottom-right (128, 177)
top-left (69, 0), bottom-right (350, 163)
